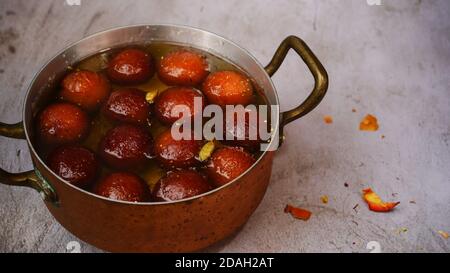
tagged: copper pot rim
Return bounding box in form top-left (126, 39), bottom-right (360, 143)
top-left (22, 24), bottom-right (281, 206)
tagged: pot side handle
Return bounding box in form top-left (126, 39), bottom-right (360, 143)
top-left (265, 36), bottom-right (329, 144)
top-left (0, 121), bottom-right (57, 203)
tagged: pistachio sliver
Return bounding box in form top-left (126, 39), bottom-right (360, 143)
top-left (199, 141), bottom-right (216, 162)
top-left (145, 89), bottom-right (159, 104)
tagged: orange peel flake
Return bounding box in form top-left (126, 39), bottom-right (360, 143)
top-left (284, 205), bottom-right (312, 221)
top-left (438, 230), bottom-right (449, 239)
top-left (323, 115), bottom-right (333, 124)
top-left (362, 188), bottom-right (399, 212)
top-left (360, 114), bottom-right (379, 131)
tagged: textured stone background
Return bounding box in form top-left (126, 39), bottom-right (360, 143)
top-left (0, 0), bottom-right (449, 253)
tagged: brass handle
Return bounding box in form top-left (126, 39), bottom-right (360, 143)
top-left (0, 121), bottom-right (26, 139)
top-left (0, 122), bottom-right (58, 204)
top-left (265, 36), bottom-right (329, 143)
top-left (0, 169), bottom-right (57, 203)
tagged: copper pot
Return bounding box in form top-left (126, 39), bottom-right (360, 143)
top-left (0, 25), bottom-right (328, 252)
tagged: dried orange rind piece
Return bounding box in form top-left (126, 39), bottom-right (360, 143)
top-left (323, 115), bottom-right (333, 124)
top-left (284, 204), bottom-right (312, 221)
top-left (360, 114), bottom-right (379, 131)
top-left (438, 230), bottom-right (449, 239)
top-left (362, 188), bottom-right (399, 212)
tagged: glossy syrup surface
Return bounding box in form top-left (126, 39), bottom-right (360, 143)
top-left (35, 42), bottom-right (268, 193)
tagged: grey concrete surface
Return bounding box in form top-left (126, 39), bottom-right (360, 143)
top-left (0, 0), bottom-right (449, 253)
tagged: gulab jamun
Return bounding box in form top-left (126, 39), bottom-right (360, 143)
top-left (60, 70), bottom-right (111, 111)
top-left (224, 108), bottom-right (264, 150)
top-left (103, 88), bottom-right (150, 125)
top-left (99, 125), bottom-right (153, 169)
top-left (157, 50), bottom-right (209, 86)
top-left (107, 48), bottom-right (154, 84)
top-left (95, 172), bottom-right (149, 202)
top-left (205, 146), bottom-right (255, 187)
top-left (47, 145), bottom-right (98, 188)
top-left (154, 87), bottom-right (205, 125)
top-left (152, 170), bottom-right (211, 202)
top-left (37, 102), bottom-right (89, 145)
top-left (154, 129), bottom-right (201, 169)
top-left (202, 70), bottom-right (254, 107)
